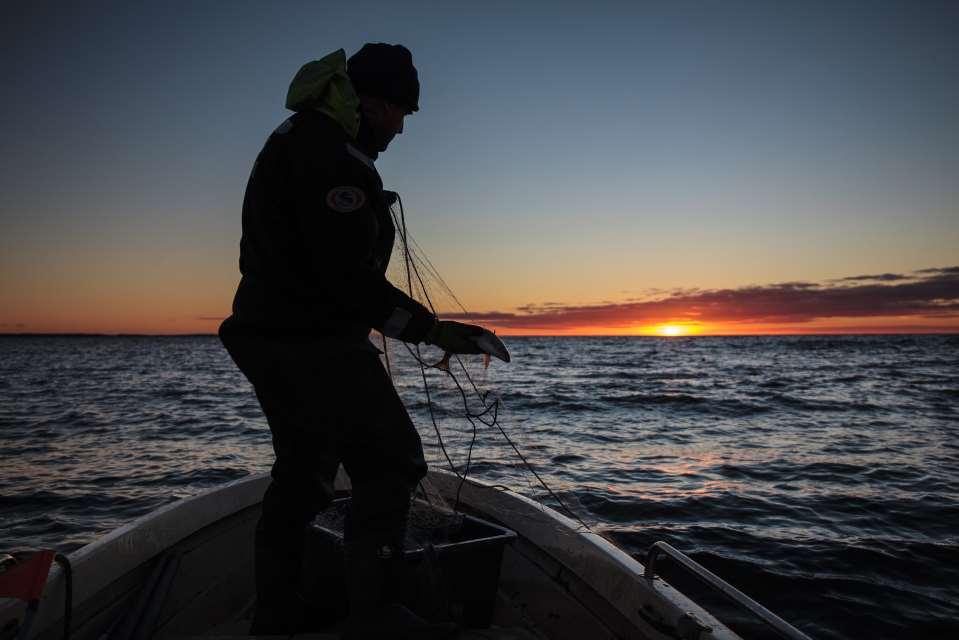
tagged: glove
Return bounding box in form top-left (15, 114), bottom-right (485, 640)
top-left (424, 320), bottom-right (485, 355)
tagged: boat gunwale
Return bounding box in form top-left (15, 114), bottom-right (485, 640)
top-left (0, 473), bottom-right (271, 638)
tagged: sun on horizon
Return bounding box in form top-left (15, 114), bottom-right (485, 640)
top-left (657, 324), bottom-right (687, 337)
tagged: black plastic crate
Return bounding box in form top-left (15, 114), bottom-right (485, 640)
top-left (300, 497), bottom-right (516, 628)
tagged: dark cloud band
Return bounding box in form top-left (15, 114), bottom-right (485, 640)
top-left (447, 266), bottom-right (959, 330)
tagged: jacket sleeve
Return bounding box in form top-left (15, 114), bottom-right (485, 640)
top-left (287, 147), bottom-right (436, 344)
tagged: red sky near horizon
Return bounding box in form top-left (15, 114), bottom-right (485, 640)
top-left (448, 266), bottom-right (959, 336)
top-left (2, 265), bottom-right (956, 336)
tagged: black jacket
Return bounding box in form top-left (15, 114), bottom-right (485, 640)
top-left (226, 111), bottom-right (435, 344)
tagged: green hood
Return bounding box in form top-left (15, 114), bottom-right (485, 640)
top-left (285, 49), bottom-right (360, 139)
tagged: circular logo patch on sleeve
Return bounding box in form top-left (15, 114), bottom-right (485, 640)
top-left (326, 186), bottom-right (367, 213)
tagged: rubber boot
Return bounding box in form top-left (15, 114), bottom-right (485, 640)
top-left (343, 541), bottom-right (458, 640)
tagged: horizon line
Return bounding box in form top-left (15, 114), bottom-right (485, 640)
top-left (2, 331), bottom-right (957, 338)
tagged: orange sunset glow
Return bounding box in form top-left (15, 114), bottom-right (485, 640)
top-left (2, 265), bottom-right (958, 336)
top-left (439, 267), bottom-right (959, 336)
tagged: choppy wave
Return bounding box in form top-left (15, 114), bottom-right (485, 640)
top-left (1, 335), bottom-right (958, 639)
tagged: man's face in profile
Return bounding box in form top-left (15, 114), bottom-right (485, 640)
top-left (362, 97), bottom-right (409, 152)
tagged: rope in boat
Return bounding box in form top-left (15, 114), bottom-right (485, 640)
top-left (390, 194), bottom-right (592, 532)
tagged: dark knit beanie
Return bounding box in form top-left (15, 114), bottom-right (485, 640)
top-left (347, 43), bottom-right (420, 112)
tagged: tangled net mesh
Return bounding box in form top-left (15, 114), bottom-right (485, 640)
top-left (367, 194), bottom-right (593, 534)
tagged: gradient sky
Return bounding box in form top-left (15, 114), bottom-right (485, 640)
top-left (1, 1), bottom-right (957, 334)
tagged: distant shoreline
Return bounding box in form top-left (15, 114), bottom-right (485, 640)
top-left (1, 332), bottom-right (957, 338)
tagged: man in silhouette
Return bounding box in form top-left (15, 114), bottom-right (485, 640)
top-left (220, 44), bottom-right (483, 639)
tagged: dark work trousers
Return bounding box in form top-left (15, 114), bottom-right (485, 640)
top-left (219, 325), bottom-right (428, 632)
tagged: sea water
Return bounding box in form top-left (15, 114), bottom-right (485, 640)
top-left (1, 335), bottom-right (957, 639)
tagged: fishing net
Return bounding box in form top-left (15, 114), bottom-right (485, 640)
top-left (371, 194), bottom-right (593, 532)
